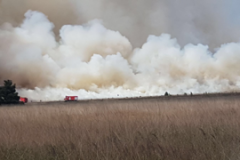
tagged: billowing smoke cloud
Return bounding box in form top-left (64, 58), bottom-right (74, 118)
top-left (1, 10), bottom-right (240, 101)
top-left (1, 0), bottom-right (240, 48)
top-left (0, 0), bottom-right (80, 34)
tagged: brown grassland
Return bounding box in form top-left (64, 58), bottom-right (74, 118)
top-left (1, 95), bottom-right (240, 160)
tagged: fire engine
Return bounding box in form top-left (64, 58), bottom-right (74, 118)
top-left (64, 96), bottom-right (78, 101)
top-left (19, 97), bottom-right (28, 103)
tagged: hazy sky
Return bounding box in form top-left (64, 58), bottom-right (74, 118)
top-left (0, 0), bottom-right (240, 48)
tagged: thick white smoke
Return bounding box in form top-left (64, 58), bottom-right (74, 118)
top-left (1, 11), bottom-right (240, 101)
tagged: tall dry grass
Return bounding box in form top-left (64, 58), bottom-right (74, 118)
top-left (0, 96), bottom-right (240, 160)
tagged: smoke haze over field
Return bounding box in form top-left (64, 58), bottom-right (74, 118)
top-left (1, 1), bottom-right (240, 101)
top-left (1, 0), bottom-right (240, 47)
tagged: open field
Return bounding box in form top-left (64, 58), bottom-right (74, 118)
top-left (1, 94), bottom-right (240, 160)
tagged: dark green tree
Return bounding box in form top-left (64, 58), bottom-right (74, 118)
top-left (0, 80), bottom-right (20, 105)
top-left (164, 92), bottom-right (169, 96)
top-left (0, 86), bottom-right (4, 104)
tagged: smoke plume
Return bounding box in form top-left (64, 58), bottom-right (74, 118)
top-left (1, 0), bottom-right (240, 47)
top-left (0, 1), bottom-right (240, 101)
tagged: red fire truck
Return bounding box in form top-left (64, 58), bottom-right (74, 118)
top-left (64, 96), bottom-right (78, 101)
top-left (19, 97), bottom-right (28, 103)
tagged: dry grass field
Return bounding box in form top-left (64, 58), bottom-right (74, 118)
top-left (1, 95), bottom-right (240, 160)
